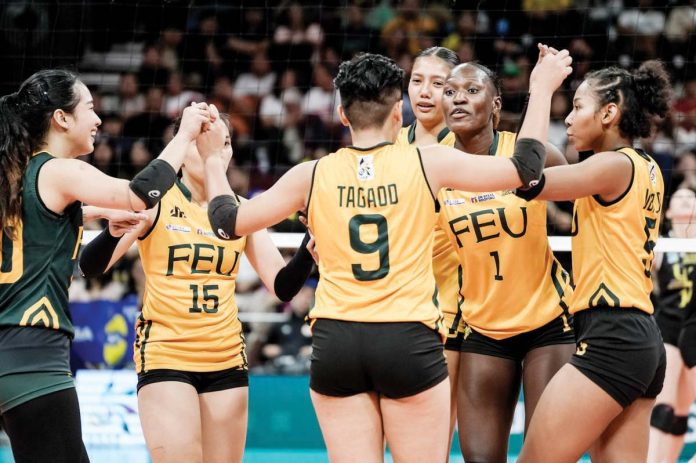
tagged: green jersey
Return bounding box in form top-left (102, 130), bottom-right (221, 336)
top-left (0, 152), bottom-right (83, 337)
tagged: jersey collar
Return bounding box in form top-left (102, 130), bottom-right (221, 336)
top-left (407, 121), bottom-right (452, 144)
top-left (176, 179), bottom-right (193, 202)
top-left (347, 141), bottom-right (394, 151)
top-left (488, 130), bottom-right (500, 156)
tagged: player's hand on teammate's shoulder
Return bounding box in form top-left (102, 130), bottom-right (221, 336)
top-left (178, 101), bottom-right (212, 142)
top-left (529, 43), bottom-right (573, 93)
top-left (103, 209), bottom-right (148, 237)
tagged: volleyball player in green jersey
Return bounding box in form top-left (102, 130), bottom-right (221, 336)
top-left (0, 69), bottom-right (216, 463)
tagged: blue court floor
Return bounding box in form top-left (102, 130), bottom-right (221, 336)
top-left (0, 447), bottom-right (600, 462)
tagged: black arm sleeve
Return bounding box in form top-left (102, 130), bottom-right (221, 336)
top-left (510, 138), bottom-right (546, 190)
top-left (129, 159), bottom-right (178, 209)
top-left (78, 229), bottom-right (121, 277)
top-left (208, 194), bottom-right (241, 240)
top-left (515, 173), bottom-right (546, 201)
top-left (274, 233), bottom-right (314, 302)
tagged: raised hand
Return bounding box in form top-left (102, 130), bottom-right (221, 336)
top-left (196, 104), bottom-right (228, 162)
top-left (530, 43), bottom-right (573, 93)
top-left (178, 102), bottom-right (212, 142)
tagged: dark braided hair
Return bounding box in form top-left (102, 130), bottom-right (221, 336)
top-left (0, 69), bottom-right (82, 239)
top-left (586, 60), bottom-right (671, 139)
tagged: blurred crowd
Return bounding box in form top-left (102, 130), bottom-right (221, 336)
top-left (4, 0), bottom-right (696, 371)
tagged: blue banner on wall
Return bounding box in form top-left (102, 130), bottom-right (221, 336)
top-left (70, 295), bottom-right (140, 370)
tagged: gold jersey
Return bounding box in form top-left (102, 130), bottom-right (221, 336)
top-left (396, 123), bottom-right (461, 336)
top-left (307, 142), bottom-right (443, 335)
top-left (135, 181), bottom-right (247, 372)
top-left (570, 147), bottom-right (663, 315)
top-left (438, 131), bottom-right (572, 340)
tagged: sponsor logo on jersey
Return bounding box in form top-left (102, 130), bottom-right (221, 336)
top-left (196, 228), bottom-right (216, 237)
top-left (444, 198), bottom-right (466, 206)
top-left (170, 206), bottom-right (186, 218)
top-left (649, 163), bottom-right (657, 186)
top-left (470, 193), bottom-right (496, 204)
top-left (357, 155), bottom-right (374, 181)
top-left (165, 224), bottom-right (191, 233)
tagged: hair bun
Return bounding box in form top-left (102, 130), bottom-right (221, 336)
top-left (633, 60), bottom-right (671, 118)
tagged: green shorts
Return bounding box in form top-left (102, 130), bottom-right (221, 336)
top-left (0, 326), bottom-right (75, 413)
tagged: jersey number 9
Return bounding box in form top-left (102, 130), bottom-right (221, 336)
top-left (349, 214), bottom-right (390, 281)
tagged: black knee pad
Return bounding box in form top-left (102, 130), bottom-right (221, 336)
top-left (650, 403), bottom-right (675, 433)
top-left (671, 414), bottom-right (689, 436)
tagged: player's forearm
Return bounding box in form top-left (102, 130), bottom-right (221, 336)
top-left (82, 205), bottom-right (106, 222)
top-left (518, 87), bottom-right (553, 143)
top-left (204, 156), bottom-right (234, 202)
top-left (155, 133), bottom-right (192, 172)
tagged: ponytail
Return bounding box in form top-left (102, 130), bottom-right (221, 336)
top-left (0, 94), bottom-right (31, 239)
top-left (0, 69), bottom-right (81, 238)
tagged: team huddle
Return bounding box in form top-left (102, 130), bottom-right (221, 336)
top-left (0, 39), bottom-right (686, 463)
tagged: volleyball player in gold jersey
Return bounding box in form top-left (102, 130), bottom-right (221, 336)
top-left (439, 61), bottom-right (574, 462)
top-left (202, 50), bottom-right (572, 462)
top-left (517, 58), bottom-right (671, 462)
top-left (397, 46), bottom-right (461, 445)
top-left (79, 113), bottom-right (315, 463)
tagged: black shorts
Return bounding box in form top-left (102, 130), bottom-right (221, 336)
top-left (445, 331), bottom-right (464, 351)
top-left (679, 302), bottom-right (696, 367)
top-left (570, 308), bottom-right (666, 408)
top-left (137, 366), bottom-right (248, 394)
top-left (458, 314), bottom-right (575, 362)
top-left (655, 305), bottom-right (683, 346)
top-left (310, 319), bottom-right (448, 399)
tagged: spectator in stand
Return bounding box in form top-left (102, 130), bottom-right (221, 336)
top-left (616, 0), bottom-right (665, 62)
top-left (233, 52), bottom-right (276, 100)
top-left (381, 0), bottom-right (438, 56)
top-left (673, 149), bottom-right (696, 195)
top-left (180, 10), bottom-right (227, 87)
top-left (225, 5), bottom-right (269, 73)
top-left (442, 11), bottom-right (493, 62)
top-left (302, 62), bottom-right (342, 153)
top-left (159, 26), bottom-right (184, 72)
top-left (335, 4), bottom-right (377, 59)
top-left (673, 76), bottom-right (696, 129)
top-left (548, 92), bottom-right (570, 153)
top-left (207, 76), bottom-right (252, 148)
top-left (259, 69), bottom-right (305, 166)
top-left (90, 138), bottom-right (119, 177)
top-left (138, 42), bottom-right (171, 91)
top-left (101, 73), bottom-right (145, 119)
top-left (270, 2), bottom-right (323, 86)
top-left (163, 72), bottom-right (204, 119)
top-left (122, 87), bottom-right (172, 155)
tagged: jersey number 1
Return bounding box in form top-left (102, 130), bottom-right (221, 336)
top-left (349, 214), bottom-right (390, 281)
